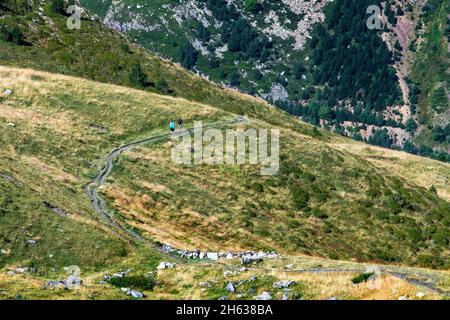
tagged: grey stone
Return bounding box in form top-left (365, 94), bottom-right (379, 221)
top-left (129, 290), bottom-right (144, 299)
top-left (45, 281), bottom-right (66, 290)
top-left (206, 252), bottom-right (218, 260)
top-left (14, 267), bottom-right (28, 274)
top-left (254, 291), bottom-right (272, 300)
top-left (27, 239), bottom-right (37, 245)
top-left (240, 255), bottom-right (262, 265)
top-left (157, 262), bottom-right (175, 270)
top-left (223, 270), bottom-right (233, 277)
top-left (66, 275), bottom-right (82, 289)
top-left (199, 281), bottom-right (212, 288)
top-left (3, 89), bottom-right (12, 95)
top-left (226, 282), bottom-right (235, 293)
top-left (273, 280), bottom-right (294, 289)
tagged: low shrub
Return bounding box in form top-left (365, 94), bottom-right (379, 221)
top-left (351, 272), bottom-right (374, 284)
top-left (109, 274), bottom-right (156, 291)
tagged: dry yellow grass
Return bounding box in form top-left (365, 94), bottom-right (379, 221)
top-left (329, 141), bottom-right (450, 201)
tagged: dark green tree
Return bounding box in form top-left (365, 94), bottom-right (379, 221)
top-left (51, 0), bottom-right (66, 14)
top-left (179, 42), bottom-right (198, 70)
top-left (128, 61), bottom-right (148, 88)
top-left (230, 71), bottom-right (240, 86)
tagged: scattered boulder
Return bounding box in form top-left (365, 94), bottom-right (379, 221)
top-left (199, 281), bottom-right (212, 288)
top-left (416, 292), bottom-right (425, 298)
top-left (14, 267), bottom-right (28, 274)
top-left (64, 265), bottom-right (81, 277)
top-left (157, 262), bottom-right (175, 270)
top-left (223, 270), bottom-right (233, 277)
top-left (273, 280), bottom-right (294, 289)
top-left (44, 202), bottom-right (68, 218)
top-left (249, 275), bottom-right (257, 281)
top-left (398, 295), bottom-right (409, 300)
top-left (3, 89), bottom-right (12, 95)
top-left (120, 287), bottom-right (129, 293)
top-left (111, 270), bottom-right (131, 278)
top-left (26, 239), bottom-right (36, 245)
top-left (88, 123), bottom-right (108, 133)
top-left (65, 275), bottom-right (82, 289)
top-left (241, 255), bottom-right (263, 265)
top-left (129, 290), bottom-right (144, 299)
top-left (254, 291), bottom-right (272, 300)
top-left (226, 282), bottom-right (235, 293)
top-left (45, 281), bottom-right (66, 290)
top-left (206, 252), bottom-right (218, 260)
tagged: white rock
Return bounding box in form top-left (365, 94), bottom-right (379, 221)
top-left (157, 262), bottom-right (175, 270)
top-left (129, 290), bottom-right (143, 299)
top-left (206, 252), bottom-right (218, 260)
top-left (416, 292), bottom-right (425, 298)
top-left (15, 267), bottom-right (27, 273)
top-left (273, 280), bottom-right (294, 289)
top-left (66, 275), bottom-right (82, 289)
top-left (398, 295), bottom-right (409, 300)
top-left (223, 270), bottom-right (233, 277)
top-left (226, 282), bottom-right (235, 293)
top-left (254, 291), bottom-right (272, 300)
top-left (3, 89), bottom-right (12, 95)
top-left (121, 287), bottom-right (129, 292)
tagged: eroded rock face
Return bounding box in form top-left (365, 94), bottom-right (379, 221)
top-left (264, 0), bottom-right (332, 50)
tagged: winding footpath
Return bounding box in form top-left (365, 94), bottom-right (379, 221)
top-left (83, 116), bottom-right (247, 244)
top-left (82, 115), bottom-right (448, 296)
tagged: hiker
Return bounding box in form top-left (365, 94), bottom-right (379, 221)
top-left (177, 117), bottom-right (183, 131)
top-left (169, 120), bottom-right (175, 134)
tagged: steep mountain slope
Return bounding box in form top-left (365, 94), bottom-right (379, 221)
top-left (0, 66), bottom-right (449, 300)
top-left (1, 65), bottom-right (449, 270)
top-left (0, 0), bottom-right (449, 300)
top-left (79, 0), bottom-right (449, 161)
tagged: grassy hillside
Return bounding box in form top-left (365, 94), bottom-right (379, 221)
top-left (0, 0), bottom-right (448, 300)
top-left (1, 66), bottom-right (449, 271)
top-left (0, 0), bottom-right (298, 128)
top-left (410, 0), bottom-right (450, 154)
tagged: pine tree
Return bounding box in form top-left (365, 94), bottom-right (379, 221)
top-left (128, 61), bottom-right (148, 88)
